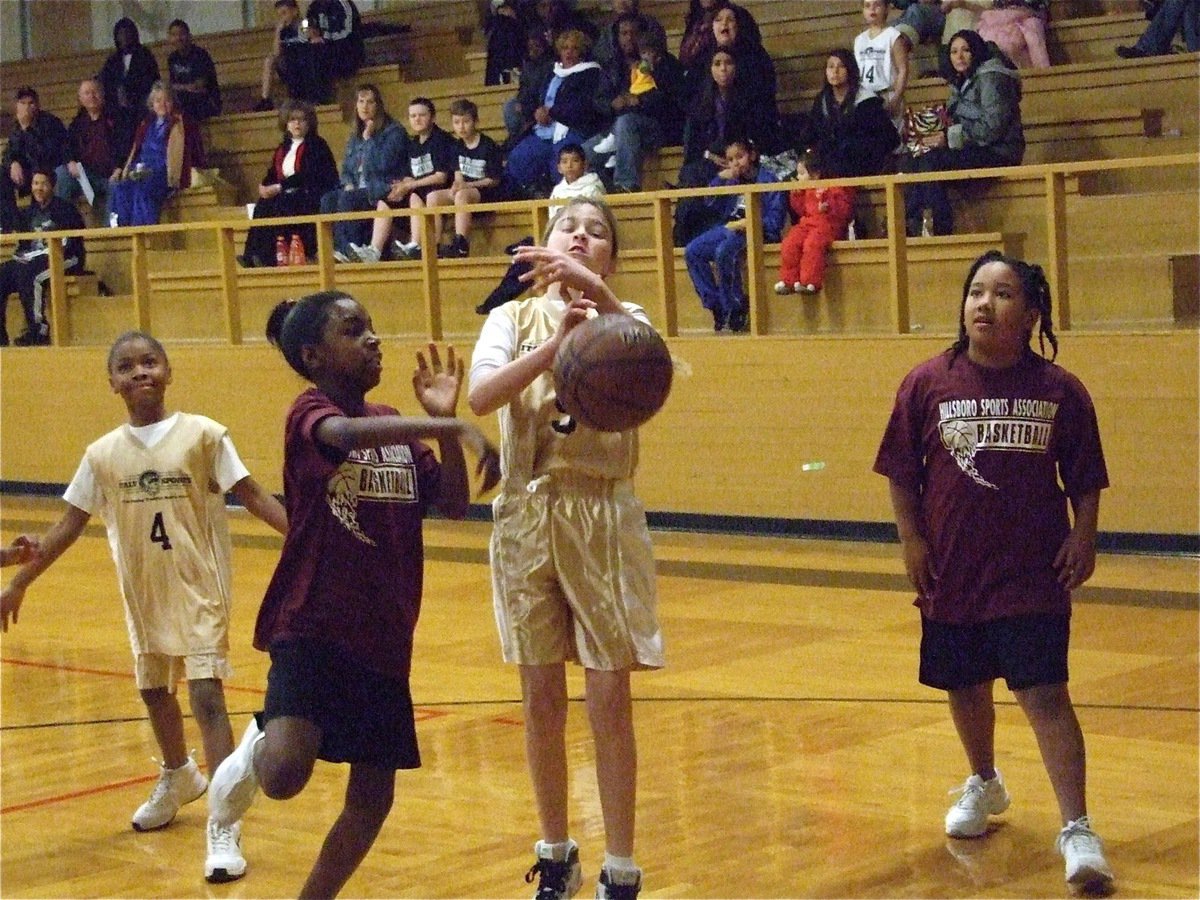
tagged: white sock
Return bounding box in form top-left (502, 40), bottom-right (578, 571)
top-left (603, 854), bottom-right (639, 881)
top-left (536, 838), bottom-right (576, 862)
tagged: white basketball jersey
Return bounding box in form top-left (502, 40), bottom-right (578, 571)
top-left (855, 26), bottom-right (902, 98)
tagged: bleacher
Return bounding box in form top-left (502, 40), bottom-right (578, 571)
top-left (1, 0), bottom-right (1197, 341)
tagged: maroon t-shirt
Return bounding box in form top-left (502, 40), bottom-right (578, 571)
top-left (254, 388), bottom-right (441, 678)
top-left (874, 350), bottom-right (1108, 624)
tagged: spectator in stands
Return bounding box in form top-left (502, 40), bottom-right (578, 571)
top-left (55, 79), bottom-right (121, 228)
top-left (166, 19), bottom-right (222, 121)
top-left (856, 0), bottom-right (912, 132)
top-left (1116, 0), bottom-right (1199, 57)
top-left (903, 29), bottom-right (1024, 236)
top-left (110, 82), bottom-right (205, 228)
top-left (1, 86), bottom-right (69, 234)
top-left (475, 142), bottom-right (604, 314)
top-left (423, 98), bottom-right (513, 259)
top-left (504, 29), bottom-right (605, 197)
top-left (255, 0), bottom-right (310, 111)
top-left (692, 6), bottom-right (778, 122)
top-left (485, 0), bottom-right (527, 85)
top-left (585, 17), bottom-right (685, 193)
top-left (891, 0), bottom-right (947, 50)
top-left (678, 0), bottom-right (761, 72)
top-left (352, 97), bottom-right (456, 262)
top-left (591, 0), bottom-right (667, 67)
top-left (804, 49), bottom-right (900, 178)
top-left (684, 136), bottom-right (786, 333)
top-left (241, 101), bottom-right (339, 267)
top-left (774, 149), bottom-right (855, 296)
top-left (501, 29), bottom-right (554, 147)
top-left (0, 168), bottom-right (86, 346)
top-left (319, 84), bottom-right (406, 262)
top-left (976, 0), bottom-right (1050, 69)
top-left (98, 18), bottom-right (161, 161)
top-left (674, 49), bottom-right (777, 245)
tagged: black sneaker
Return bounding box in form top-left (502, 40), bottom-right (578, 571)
top-left (711, 308), bottom-right (726, 332)
top-left (13, 327), bottom-right (49, 346)
top-left (1115, 45), bottom-right (1146, 59)
top-left (727, 306), bottom-right (749, 333)
top-left (449, 234), bottom-right (470, 258)
top-left (524, 843), bottom-right (581, 900)
top-left (596, 867), bottom-right (642, 900)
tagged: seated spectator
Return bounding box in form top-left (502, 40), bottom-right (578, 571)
top-left (1, 86), bottom-right (69, 233)
top-left (56, 79), bottom-right (121, 227)
top-left (166, 19), bottom-right (222, 120)
top-left (1116, 0), bottom-right (1199, 57)
top-left (683, 137), bottom-right (786, 333)
top-left (584, 16), bottom-right (685, 193)
top-left (678, 0), bottom-right (761, 72)
top-left (902, 29), bottom-right (1024, 236)
top-left (805, 49), bottom-right (900, 178)
top-left (485, 0), bottom-right (527, 85)
top-left (0, 168), bottom-right (86, 346)
top-left (110, 82), bottom-right (205, 227)
top-left (475, 142), bottom-right (604, 314)
top-left (352, 97), bottom-right (456, 262)
top-left (674, 49), bottom-right (778, 245)
top-left (504, 28), bottom-right (605, 197)
top-left (319, 84), bottom-right (406, 261)
top-left (255, 0), bottom-right (311, 111)
top-left (591, 0), bottom-right (667, 67)
top-left (261, 0), bottom-right (365, 107)
top-left (423, 98), bottom-right (514, 259)
top-left (241, 101), bottom-right (339, 267)
top-left (98, 18), bottom-right (160, 159)
top-left (685, 5), bottom-right (778, 123)
top-left (774, 149), bottom-right (855, 296)
top-left (976, 0), bottom-right (1050, 68)
top-left (856, 0), bottom-right (912, 132)
top-left (891, 0), bottom-right (946, 49)
top-left (501, 29), bottom-right (554, 146)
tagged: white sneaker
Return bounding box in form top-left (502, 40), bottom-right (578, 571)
top-left (209, 717), bottom-right (263, 828)
top-left (798, 283), bottom-right (819, 294)
top-left (596, 866), bottom-right (642, 899)
top-left (525, 840), bottom-right (582, 900)
top-left (592, 132), bottom-right (616, 154)
top-left (350, 242), bottom-right (381, 263)
top-left (131, 755), bottom-right (208, 831)
top-left (773, 281), bottom-right (793, 295)
top-left (1057, 816), bottom-right (1114, 891)
top-left (204, 818), bottom-right (247, 883)
top-left (605, 156), bottom-right (616, 169)
top-left (332, 249), bottom-right (351, 263)
top-left (945, 771), bottom-right (1010, 838)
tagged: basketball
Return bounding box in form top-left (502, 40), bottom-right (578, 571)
top-left (553, 315), bottom-right (673, 432)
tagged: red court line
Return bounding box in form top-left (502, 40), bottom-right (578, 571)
top-left (1, 773), bottom-right (157, 815)
top-left (492, 716), bottom-right (524, 726)
top-left (2, 655), bottom-right (265, 694)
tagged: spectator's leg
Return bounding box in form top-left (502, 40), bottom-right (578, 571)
top-left (453, 187), bottom-right (481, 243)
top-left (505, 135), bottom-right (551, 195)
top-left (1135, 0), bottom-right (1188, 54)
top-left (27, 257), bottom-right (52, 337)
top-left (409, 193), bottom-right (429, 253)
top-left (1019, 13), bottom-right (1052, 68)
top-left (502, 98), bottom-right (525, 144)
top-left (54, 164), bottom-right (80, 203)
top-left (778, 221), bottom-right (805, 285)
top-left (612, 113), bottom-right (660, 192)
top-left (0, 259), bottom-right (18, 343)
top-left (0, 177), bottom-right (19, 233)
top-left (582, 132), bottom-right (613, 186)
top-left (684, 226), bottom-right (726, 316)
top-left (713, 229), bottom-right (748, 320)
top-left (798, 223), bottom-right (836, 289)
top-left (1183, 0), bottom-right (1200, 51)
top-left (369, 199), bottom-right (395, 254)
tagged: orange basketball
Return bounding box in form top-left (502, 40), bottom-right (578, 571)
top-left (553, 315), bottom-right (673, 432)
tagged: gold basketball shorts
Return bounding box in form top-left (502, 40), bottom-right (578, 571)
top-left (490, 471), bottom-right (665, 671)
top-left (134, 652), bottom-right (233, 691)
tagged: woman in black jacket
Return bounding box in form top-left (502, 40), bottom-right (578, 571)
top-left (502, 28), bottom-right (604, 195)
top-left (805, 49), bottom-right (900, 179)
top-left (241, 101), bottom-right (339, 266)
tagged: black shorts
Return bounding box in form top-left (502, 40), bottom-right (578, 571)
top-left (263, 637), bottom-right (420, 769)
top-left (919, 612), bottom-right (1070, 692)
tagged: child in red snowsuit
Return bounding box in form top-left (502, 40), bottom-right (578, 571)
top-left (775, 151), bottom-right (855, 295)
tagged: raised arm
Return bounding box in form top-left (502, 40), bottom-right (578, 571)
top-left (229, 476), bottom-right (288, 535)
top-left (1, 504), bottom-right (90, 630)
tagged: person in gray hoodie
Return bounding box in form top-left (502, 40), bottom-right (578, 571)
top-left (903, 29), bottom-right (1024, 236)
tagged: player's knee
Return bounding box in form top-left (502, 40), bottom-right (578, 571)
top-left (258, 752), bottom-right (316, 799)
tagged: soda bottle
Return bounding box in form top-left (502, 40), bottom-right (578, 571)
top-left (289, 234), bottom-right (305, 266)
top-left (275, 235), bottom-right (288, 266)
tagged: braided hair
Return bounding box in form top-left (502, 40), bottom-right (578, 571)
top-left (949, 249), bottom-right (1058, 364)
top-left (265, 290), bottom-right (351, 378)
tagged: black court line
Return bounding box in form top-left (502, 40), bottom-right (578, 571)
top-left (5, 695), bottom-right (1196, 732)
top-left (4, 517), bottom-right (1195, 611)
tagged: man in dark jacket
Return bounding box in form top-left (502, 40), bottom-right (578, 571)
top-left (98, 18), bottom-right (161, 158)
top-left (584, 16), bottom-right (684, 192)
top-left (1, 86), bottom-right (69, 233)
top-left (167, 19), bottom-right (222, 120)
top-left (0, 168), bottom-right (86, 345)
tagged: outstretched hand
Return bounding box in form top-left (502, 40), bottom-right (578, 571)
top-left (413, 343), bottom-right (464, 417)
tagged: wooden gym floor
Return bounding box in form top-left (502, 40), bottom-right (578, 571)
top-left (0, 495), bottom-right (1196, 898)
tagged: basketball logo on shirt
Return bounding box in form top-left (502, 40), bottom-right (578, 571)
top-left (939, 418), bottom-right (998, 490)
top-left (327, 468), bottom-right (377, 546)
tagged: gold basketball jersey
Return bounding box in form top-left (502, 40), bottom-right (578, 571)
top-left (85, 413), bottom-right (233, 657)
top-left (497, 295), bottom-right (641, 487)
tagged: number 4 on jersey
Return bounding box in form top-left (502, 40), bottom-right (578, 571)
top-left (150, 512), bottom-right (173, 550)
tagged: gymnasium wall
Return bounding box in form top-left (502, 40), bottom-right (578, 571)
top-left (2, 332), bottom-right (1196, 541)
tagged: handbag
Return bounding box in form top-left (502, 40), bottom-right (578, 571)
top-left (902, 104), bottom-right (950, 156)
